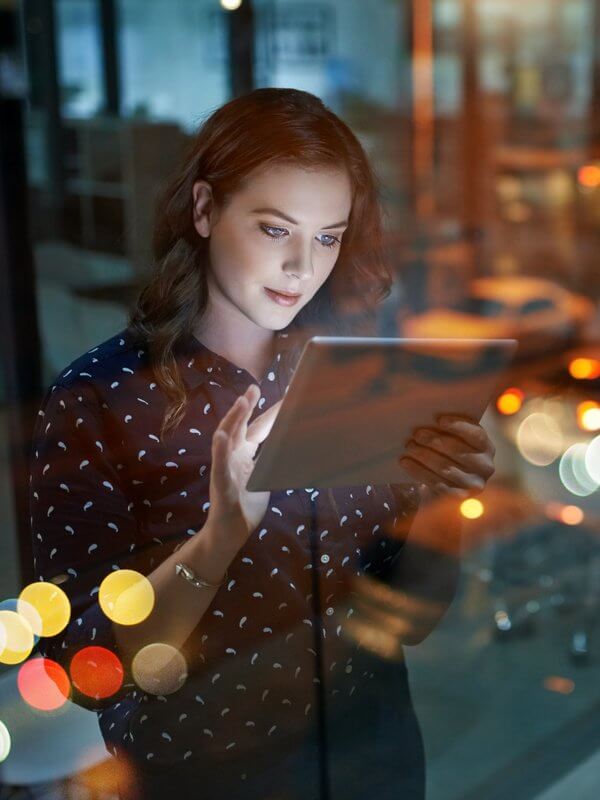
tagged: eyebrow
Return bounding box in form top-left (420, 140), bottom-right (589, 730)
top-left (250, 207), bottom-right (348, 229)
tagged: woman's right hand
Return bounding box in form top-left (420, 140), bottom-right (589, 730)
top-left (208, 384), bottom-right (282, 541)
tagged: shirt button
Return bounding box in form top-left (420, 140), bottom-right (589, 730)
top-left (326, 607), bottom-right (334, 616)
top-left (320, 554), bottom-right (330, 564)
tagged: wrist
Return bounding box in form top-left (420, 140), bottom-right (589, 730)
top-left (205, 508), bottom-right (250, 552)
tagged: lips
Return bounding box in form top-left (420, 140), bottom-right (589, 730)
top-left (264, 287), bottom-right (302, 306)
top-left (266, 288), bottom-right (301, 297)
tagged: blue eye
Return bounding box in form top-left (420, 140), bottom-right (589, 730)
top-left (260, 225), bottom-right (341, 249)
top-left (261, 225), bottom-right (288, 240)
top-left (318, 234), bottom-right (341, 249)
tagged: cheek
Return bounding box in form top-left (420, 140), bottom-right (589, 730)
top-left (318, 251), bottom-right (340, 281)
top-left (210, 230), bottom-right (269, 284)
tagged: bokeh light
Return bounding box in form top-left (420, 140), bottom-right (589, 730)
top-left (460, 498), bottom-right (484, 519)
top-left (577, 164), bottom-right (600, 189)
top-left (584, 435), bottom-right (600, 483)
top-left (543, 676), bottom-right (575, 695)
top-left (0, 609), bottom-right (34, 665)
top-left (17, 657), bottom-right (71, 711)
top-left (132, 643), bottom-right (188, 695)
top-left (516, 413), bottom-right (563, 466)
top-left (496, 387), bottom-right (524, 415)
top-left (568, 357), bottom-right (600, 380)
top-left (559, 505), bottom-right (584, 525)
top-left (18, 581), bottom-right (70, 638)
top-left (220, 0), bottom-right (243, 10)
top-left (70, 647), bottom-right (124, 700)
top-left (0, 598), bottom-right (42, 647)
top-left (0, 720), bottom-right (10, 763)
top-left (577, 403), bottom-right (600, 432)
top-left (99, 570), bottom-right (154, 626)
top-left (559, 443), bottom-right (599, 497)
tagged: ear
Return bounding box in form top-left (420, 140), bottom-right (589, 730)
top-left (192, 180), bottom-right (214, 238)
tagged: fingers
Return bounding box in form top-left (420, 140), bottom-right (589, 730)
top-left (211, 387), bottom-right (257, 493)
top-left (217, 391), bottom-right (246, 436)
top-left (399, 451), bottom-right (484, 497)
top-left (231, 384), bottom-right (260, 449)
top-left (410, 430), bottom-right (495, 481)
top-left (211, 429), bottom-right (231, 496)
top-left (436, 416), bottom-right (496, 457)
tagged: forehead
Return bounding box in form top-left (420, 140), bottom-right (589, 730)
top-left (232, 162), bottom-right (352, 219)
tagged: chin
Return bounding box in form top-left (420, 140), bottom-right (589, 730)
top-left (275, 312), bottom-right (300, 327)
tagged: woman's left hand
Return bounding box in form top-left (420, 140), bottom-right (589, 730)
top-left (399, 414), bottom-right (496, 499)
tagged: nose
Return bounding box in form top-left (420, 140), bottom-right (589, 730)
top-left (283, 241), bottom-right (314, 282)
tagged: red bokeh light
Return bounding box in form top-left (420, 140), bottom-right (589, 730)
top-left (17, 657), bottom-right (71, 711)
top-left (70, 647), bottom-right (124, 700)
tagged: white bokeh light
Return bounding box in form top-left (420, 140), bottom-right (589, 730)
top-left (559, 443), bottom-right (599, 497)
top-left (584, 435), bottom-right (600, 483)
top-left (516, 413), bottom-right (564, 466)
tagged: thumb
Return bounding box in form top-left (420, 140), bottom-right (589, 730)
top-left (246, 398), bottom-right (283, 445)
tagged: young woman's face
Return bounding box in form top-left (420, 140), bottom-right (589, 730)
top-left (193, 163), bottom-right (352, 331)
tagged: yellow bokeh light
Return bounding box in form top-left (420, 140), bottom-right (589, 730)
top-left (220, 0), bottom-right (243, 10)
top-left (18, 581), bottom-right (71, 638)
top-left (569, 358), bottom-right (600, 380)
top-left (460, 498), bottom-right (484, 519)
top-left (496, 388), bottom-right (524, 415)
top-left (559, 505), bottom-right (584, 525)
top-left (0, 610), bottom-right (34, 665)
top-left (99, 570), bottom-right (154, 626)
top-left (0, 720), bottom-right (11, 763)
top-left (132, 643), bottom-right (188, 695)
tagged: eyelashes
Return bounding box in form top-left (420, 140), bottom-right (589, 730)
top-left (259, 224), bottom-right (341, 250)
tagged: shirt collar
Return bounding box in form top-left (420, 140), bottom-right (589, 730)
top-left (173, 328), bottom-right (297, 392)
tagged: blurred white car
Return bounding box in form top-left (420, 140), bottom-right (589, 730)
top-left (402, 276), bottom-right (595, 359)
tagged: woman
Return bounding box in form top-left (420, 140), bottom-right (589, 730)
top-left (29, 88), bottom-right (495, 800)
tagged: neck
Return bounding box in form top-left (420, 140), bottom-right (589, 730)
top-left (193, 306), bottom-right (275, 384)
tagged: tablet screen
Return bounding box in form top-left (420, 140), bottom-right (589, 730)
top-left (247, 337), bottom-right (518, 491)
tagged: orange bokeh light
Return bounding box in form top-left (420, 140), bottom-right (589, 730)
top-left (543, 676), bottom-right (575, 695)
top-left (559, 505), bottom-right (584, 525)
top-left (568, 358), bottom-right (600, 380)
top-left (70, 647), bottom-right (124, 700)
top-left (496, 388), bottom-right (524, 415)
top-left (577, 164), bottom-right (600, 188)
top-left (17, 657), bottom-right (71, 711)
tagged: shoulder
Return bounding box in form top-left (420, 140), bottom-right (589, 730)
top-left (53, 326), bottom-right (141, 390)
top-left (47, 326), bottom-right (153, 414)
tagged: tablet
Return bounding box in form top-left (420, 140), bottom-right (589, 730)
top-left (246, 336), bottom-right (518, 491)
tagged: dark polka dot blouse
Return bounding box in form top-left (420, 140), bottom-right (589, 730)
top-left (29, 325), bottom-right (422, 772)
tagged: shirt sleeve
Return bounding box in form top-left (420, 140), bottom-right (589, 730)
top-left (29, 381), bottom-right (144, 712)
